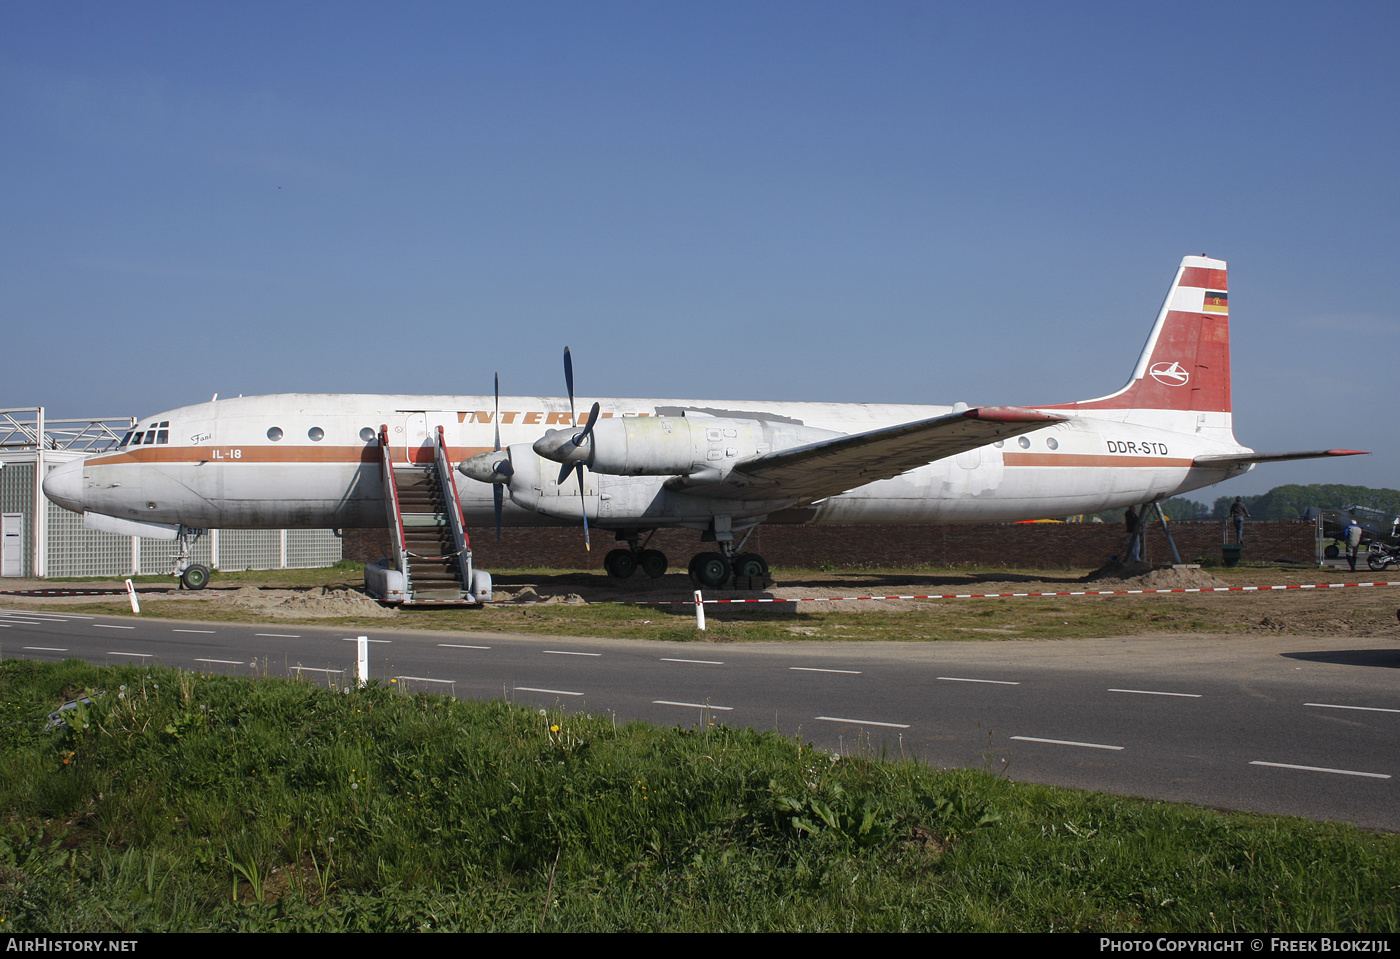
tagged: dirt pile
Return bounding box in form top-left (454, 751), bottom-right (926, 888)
top-left (213, 586), bottom-right (400, 618)
top-left (493, 587), bottom-right (587, 604)
top-left (1081, 562), bottom-right (1229, 590)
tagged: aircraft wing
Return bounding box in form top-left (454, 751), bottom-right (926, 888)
top-left (666, 406), bottom-right (1065, 502)
top-left (1193, 449), bottom-right (1368, 468)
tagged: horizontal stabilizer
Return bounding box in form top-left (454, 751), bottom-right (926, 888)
top-left (671, 406), bottom-right (1064, 502)
top-left (1193, 449), bottom-right (1368, 468)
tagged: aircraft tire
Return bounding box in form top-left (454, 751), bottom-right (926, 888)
top-left (181, 564), bottom-right (210, 591)
top-left (1324, 545), bottom-right (1340, 559)
top-left (690, 552), bottom-right (731, 589)
top-left (732, 553), bottom-right (768, 579)
top-left (639, 549), bottom-right (668, 579)
top-left (604, 548), bottom-right (637, 579)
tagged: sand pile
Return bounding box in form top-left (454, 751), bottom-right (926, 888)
top-left (214, 585), bottom-right (399, 618)
top-left (492, 587), bottom-right (587, 604)
top-left (1081, 562), bottom-right (1229, 590)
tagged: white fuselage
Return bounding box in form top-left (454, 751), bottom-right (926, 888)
top-left (50, 392), bottom-right (1250, 533)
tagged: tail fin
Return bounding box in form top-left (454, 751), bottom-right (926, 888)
top-left (1047, 255), bottom-right (1231, 414)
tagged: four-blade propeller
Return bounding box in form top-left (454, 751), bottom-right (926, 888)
top-left (460, 349), bottom-right (600, 550)
top-left (554, 347), bottom-right (599, 549)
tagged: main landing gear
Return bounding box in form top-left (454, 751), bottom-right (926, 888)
top-left (603, 530), bottom-right (669, 581)
top-left (602, 527), bottom-right (771, 590)
top-left (604, 547), bottom-right (669, 580)
top-left (686, 551), bottom-right (769, 589)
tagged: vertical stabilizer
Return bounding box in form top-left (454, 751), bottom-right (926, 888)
top-left (1046, 255), bottom-right (1231, 414)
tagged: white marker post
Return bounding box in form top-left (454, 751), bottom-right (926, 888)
top-left (356, 636), bottom-right (368, 687)
top-left (124, 579), bottom-right (140, 614)
top-left (694, 590), bottom-right (705, 631)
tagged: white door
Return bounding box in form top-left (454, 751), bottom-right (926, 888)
top-left (1, 514), bottom-right (22, 577)
top-left (403, 412), bottom-right (457, 465)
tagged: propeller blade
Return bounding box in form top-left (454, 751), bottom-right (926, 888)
top-left (563, 347), bottom-right (576, 424)
top-left (577, 401), bottom-right (600, 443)
top-left (557, 460), bottom-right (573, 486)
top-left (493, 484), bottom-right (503, 545)
top-left (493, 373), bottom-right (501, 453)
top-left (575, 464), bottom-right (591, 550)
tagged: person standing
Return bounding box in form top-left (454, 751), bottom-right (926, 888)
top-left (1229, 497), bottom-right (1251, 544)
top-left (1344, 518), bottom-right (1364, 572)
top-left (1124, 506), bottom-right (1142, 562)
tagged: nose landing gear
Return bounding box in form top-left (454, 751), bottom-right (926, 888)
top-left (172, 526), bottom-right (211, 590)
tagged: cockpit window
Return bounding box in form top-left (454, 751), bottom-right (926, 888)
top-left (123, 422), bottom-right (172, 447)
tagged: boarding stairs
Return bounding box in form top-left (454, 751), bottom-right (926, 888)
top-left (367, 425), bottom-right (488, 604)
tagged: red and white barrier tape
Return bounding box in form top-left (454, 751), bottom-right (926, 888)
top-left (493, 579), bottom-right (1400, 606)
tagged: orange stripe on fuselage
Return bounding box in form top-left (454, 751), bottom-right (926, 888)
top-left (87, 447), bottom-right (1198, 472)
top-left (86, 446), bottom-right (495, 466)
top-left (1002, 453), bottom-right (1194, 469)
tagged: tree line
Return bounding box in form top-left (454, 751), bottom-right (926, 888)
top-left (1084, 485), bottom-right (1400, 524)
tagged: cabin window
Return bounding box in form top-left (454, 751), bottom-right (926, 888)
top-left (267, 427), bottom-right (284, 441)
top-left (360, 427), bottom-right (375, 442)
top-left (993, 440), bottom-right (1004, 449)
top-left (1045, 437), bottom-right (1059, 450)
top-left (308, 427), bottom-right (324, 442)
top-left (1017, 436), bottom-right (1031, 449)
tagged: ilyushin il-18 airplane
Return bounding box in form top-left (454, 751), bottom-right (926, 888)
top-left (43, 256), bottom-right (1362, 603)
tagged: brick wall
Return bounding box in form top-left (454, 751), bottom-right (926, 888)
top-left (343, 520), bottom-right (1317, 570)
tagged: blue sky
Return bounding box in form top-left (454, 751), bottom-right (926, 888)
top-left (4, 1), bottom-right (1396, 498)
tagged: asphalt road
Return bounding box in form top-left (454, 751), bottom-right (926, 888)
top-left (3, 608), bottom-right (1398, 831)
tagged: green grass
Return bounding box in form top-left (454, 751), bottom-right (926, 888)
top-left (0, 659), bottom-right (1395, 932)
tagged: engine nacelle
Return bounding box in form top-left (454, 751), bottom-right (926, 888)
top-left (583, 417), bottom-right (743, 475)
top-left (581, 416), bottom-right (842, 477)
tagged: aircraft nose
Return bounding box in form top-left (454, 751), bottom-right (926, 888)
top-left (42, 458), bottom-right (83, 513)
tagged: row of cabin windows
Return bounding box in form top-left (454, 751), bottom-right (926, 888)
top-left (124, 422), bottom-right (1064, 451)
top-left (122, 423), bottom-right (380, 446)
top-left (120, 422), bottom-right (170, 447)
top-left (265, 426), bottom-right (379, 442)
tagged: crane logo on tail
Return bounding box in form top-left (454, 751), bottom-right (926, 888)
top-left (1149, 361), bottom-right (1190, 386)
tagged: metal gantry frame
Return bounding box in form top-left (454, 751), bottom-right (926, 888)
top-left (0, 408), bottom-right (134, 578)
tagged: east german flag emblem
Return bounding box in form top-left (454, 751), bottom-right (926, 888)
top-left (1203, 291), bottom-right (1228, 314)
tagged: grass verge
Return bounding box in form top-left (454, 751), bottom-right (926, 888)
top-left (1, 659), bottom-right (1395, 932)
